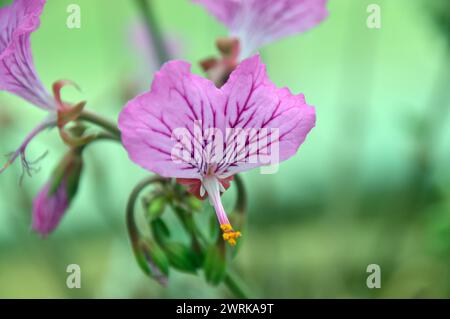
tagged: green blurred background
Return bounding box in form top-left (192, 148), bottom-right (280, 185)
top-left (1, 0), bottom-right (450, 298)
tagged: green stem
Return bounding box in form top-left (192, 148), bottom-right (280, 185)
top-left (224, 271), bottom-right (250, 299)
top-left (90, 132), bottom-right (120, 143)
top-left (126, 176), bottom-right (168, 245)
top-left (232, 174), bottom-right (247, 229)
top-left (79, 110), bottom-right (121, 139)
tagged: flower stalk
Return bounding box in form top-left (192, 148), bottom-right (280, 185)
top-left (126, 174), bottom-right (250, 298)
top-left (79, 110), bottom-right (122, 139)
top-left (126, 176), bottom-right (169, 283)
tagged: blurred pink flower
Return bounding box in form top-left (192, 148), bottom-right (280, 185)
top-left (119, 54), bottom-right (316, 245)
top-left (129, 20), bottom-right (182, 75)
top-left (0, 1), bottom-right (85, 176)
top-left (193, 0), bottom-right (328, 58)
top-left (0, 0), bottom-right (57, 175)
top-left (0, 0), bottom-right (54, 109)
top-left (120, 19), bottom-right (184, 101)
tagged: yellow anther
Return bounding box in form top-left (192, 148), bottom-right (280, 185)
top-left (220, 224), bottom-right (232, 232)
top-left (220, 224), bottom-right (242, 246)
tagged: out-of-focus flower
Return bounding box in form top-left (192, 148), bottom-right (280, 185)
top-left (129, 20), bottom-right (182, 78)
top-left (0, 1), bottom-right (86, 175)
top-left (0, 116), bottom-right (53, 176)
top-left (120, 20), bottom-right (184, 102)
top-left (0, 0), bottom-right (54, 175)
top-left (193, 0), bottom-right (328, 59)
top-left (119, 54), bottom-right (316, 245)
top-left (32, 148), bottom-right (83, 236)
top-left (0, 0), bottom-right (54, 109)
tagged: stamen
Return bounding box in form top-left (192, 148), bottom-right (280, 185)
top-left (220, 223), bottom-right (242, 246)
top-left (0, 117), bottom-right (56, 177)
top-left (202, 175), bottom-right (242, 246)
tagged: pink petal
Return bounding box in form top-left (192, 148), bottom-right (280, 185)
top-left (119, 55), bottom-right (315, 179)
top-left (194, 0), bottom-right (328, 57)
top-left (192, 0), bottom-right (241, 26)
top-left (118, 60), bottom-right (226, 178)
top-left (0, 0), bottom-right (54, 109)
top-left (217, 54), bottom-right (315, 176)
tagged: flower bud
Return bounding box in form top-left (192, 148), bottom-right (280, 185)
top-left (186, 196), bottom-right (202, 212)
top-left (137, 239), bottom-right (169, 286)
top-left (32, 149), bottom-right (83, 236)
top-left (164, 242), bottom-right (200, 274)
top-left (145, 194), bottom-right (167, 220)
top-left (151, 218), bottom-right (171, 246)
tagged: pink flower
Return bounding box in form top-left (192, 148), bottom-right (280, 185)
top-left (0, 0), bottom-right (57, 175)
top-left (0, 1), bottom-right (85, 176)
top-left (0, 0), bottom-right (54, 110)
top-left (119, 54), bottom-right (316, 245)
top-left (32, 149), bottom-right (83, 236)
top-left (193, 0), bottom-right (328, 58)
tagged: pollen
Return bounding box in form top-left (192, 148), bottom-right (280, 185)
top-left (220, 224), bottom-right (242, 246)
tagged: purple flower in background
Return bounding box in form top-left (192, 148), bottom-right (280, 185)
top-left (0, 0), bottom-right (54, 109)
top-left (119, 55), bottom-right (316, 245)
top-left (0, 0), bottom-right (57, 175)
top-left (193, 0), bottom-right (329, 58)
top-left (129, 20), bottom-right (182, 78)
top-left (0, 1), bottom-right (85, 175)
top-left (121, 20), bottom-right (183, 100)
top-left (32, 149), bottom-right (83, 236)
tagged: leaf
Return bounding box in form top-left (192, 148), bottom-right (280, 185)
top-left (136, 240), bottom-right (170, 286)
top-left (151, 218), bottom-right (171, 245)
top-left (145, 241), bottom-right (170, 276)
top-left (203, 244), bottom-right (227, 285)
top-left (164, 242), bottom-right (199, 273)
